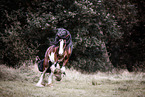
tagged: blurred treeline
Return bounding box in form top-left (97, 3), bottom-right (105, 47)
top-left (0, 0), bottom-right (144, 72)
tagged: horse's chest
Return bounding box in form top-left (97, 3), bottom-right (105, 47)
top-left (57, 55), bottom-right (65, 62)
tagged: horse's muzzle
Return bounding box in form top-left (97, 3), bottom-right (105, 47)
top-left (55, 75), bottom-right (62, 81)
top-left (54, 69), bottom-right (62, 81)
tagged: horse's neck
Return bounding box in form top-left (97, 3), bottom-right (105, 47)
top-left (52, 46), bottom-right (67, 60)
top-left (57, 49), bottom-right (67, 59)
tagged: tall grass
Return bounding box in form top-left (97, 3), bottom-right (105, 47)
top-left (0, 64), bottom-right (145, 97)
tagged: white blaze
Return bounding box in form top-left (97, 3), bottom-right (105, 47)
top-left (59, 39), bottom-right (64, 55)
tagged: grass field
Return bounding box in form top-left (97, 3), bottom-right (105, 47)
top-left (0, 64), bottom-right (145, 97)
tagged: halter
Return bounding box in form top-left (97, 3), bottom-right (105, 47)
top-left (57, 34), bottom-right (69, 39)
top-left (57, 34), bottom-right (69, 49)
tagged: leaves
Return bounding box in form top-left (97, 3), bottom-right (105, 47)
top-left (1, 0), bottom-right (144, 72)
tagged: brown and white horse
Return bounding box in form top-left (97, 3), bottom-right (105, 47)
top-left (36, 39), bottom-right (72, 87)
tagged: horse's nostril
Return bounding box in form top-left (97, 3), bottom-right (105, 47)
top-left (54, 71), bottom-right (57, 74)
top-left (54, 69), bottom-right (61, 74)
top-left (56, 78), bottom-right (61, 81)
top-left (55, 75), bottom-right (62, 81)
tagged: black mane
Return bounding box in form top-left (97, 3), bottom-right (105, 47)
top-left (50, 28), bottom-right (72, 49)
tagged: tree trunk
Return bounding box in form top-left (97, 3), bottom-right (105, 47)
top-left (100, 31), bottom-right (113, 71)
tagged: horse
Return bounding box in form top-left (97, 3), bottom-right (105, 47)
top-left (36, 38), bottom-right (73, 87)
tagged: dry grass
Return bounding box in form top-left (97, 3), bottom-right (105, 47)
top-left (0, 64), bottom-right (145, 97)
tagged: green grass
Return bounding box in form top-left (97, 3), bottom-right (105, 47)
top-left (0, 64), bottom-right (145, 97)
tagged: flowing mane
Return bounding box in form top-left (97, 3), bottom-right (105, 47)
top-left (50, 28), bottom-right (73, 50)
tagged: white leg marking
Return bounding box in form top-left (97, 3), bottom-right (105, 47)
top-left (47, 72), bottom-right (53, 86)
top-left (49, 52), bottom-right (55, 63)
top-left (50, 64), bottom-right (56, 72)
top-left (56, 63), bottom-right (60, 69)
top-left (59, 39), bottom-right (64, 55)
top-left (36, 67), bottom-right (48, 87)
top-left (61, 66), bottom-right (65, 73)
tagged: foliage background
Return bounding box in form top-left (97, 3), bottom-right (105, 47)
top-left (0, 0), bottom-right (145, 72)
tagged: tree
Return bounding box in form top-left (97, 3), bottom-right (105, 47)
top-left (104, 0), bottom-right (145, 71)
top-left (1, 0), bottom-right (144, 72)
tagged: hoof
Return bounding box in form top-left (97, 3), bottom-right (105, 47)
top-left (36, 83), bottom-right (44, 87)
top-left (46, 83), bottom-right (53, 87)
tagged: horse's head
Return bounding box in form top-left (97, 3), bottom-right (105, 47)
top-left (54, 68), bottom-right (62, 81)
top-left (58, 39), bottom-right (66, 56)
top-left (50, 63), bottom-right (63, 81)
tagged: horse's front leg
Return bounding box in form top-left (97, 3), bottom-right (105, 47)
top-left (61, 48), bottom-right (71, 74)
top-left (36, 67), bottom-right (48, 87)
top-left (46, 64), bottom-right (56, 87)
top-left (61, 58), bottom-right (69, 75)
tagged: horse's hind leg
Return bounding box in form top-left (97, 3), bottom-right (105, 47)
top-left (36, 67), bottom-right (48, 87)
